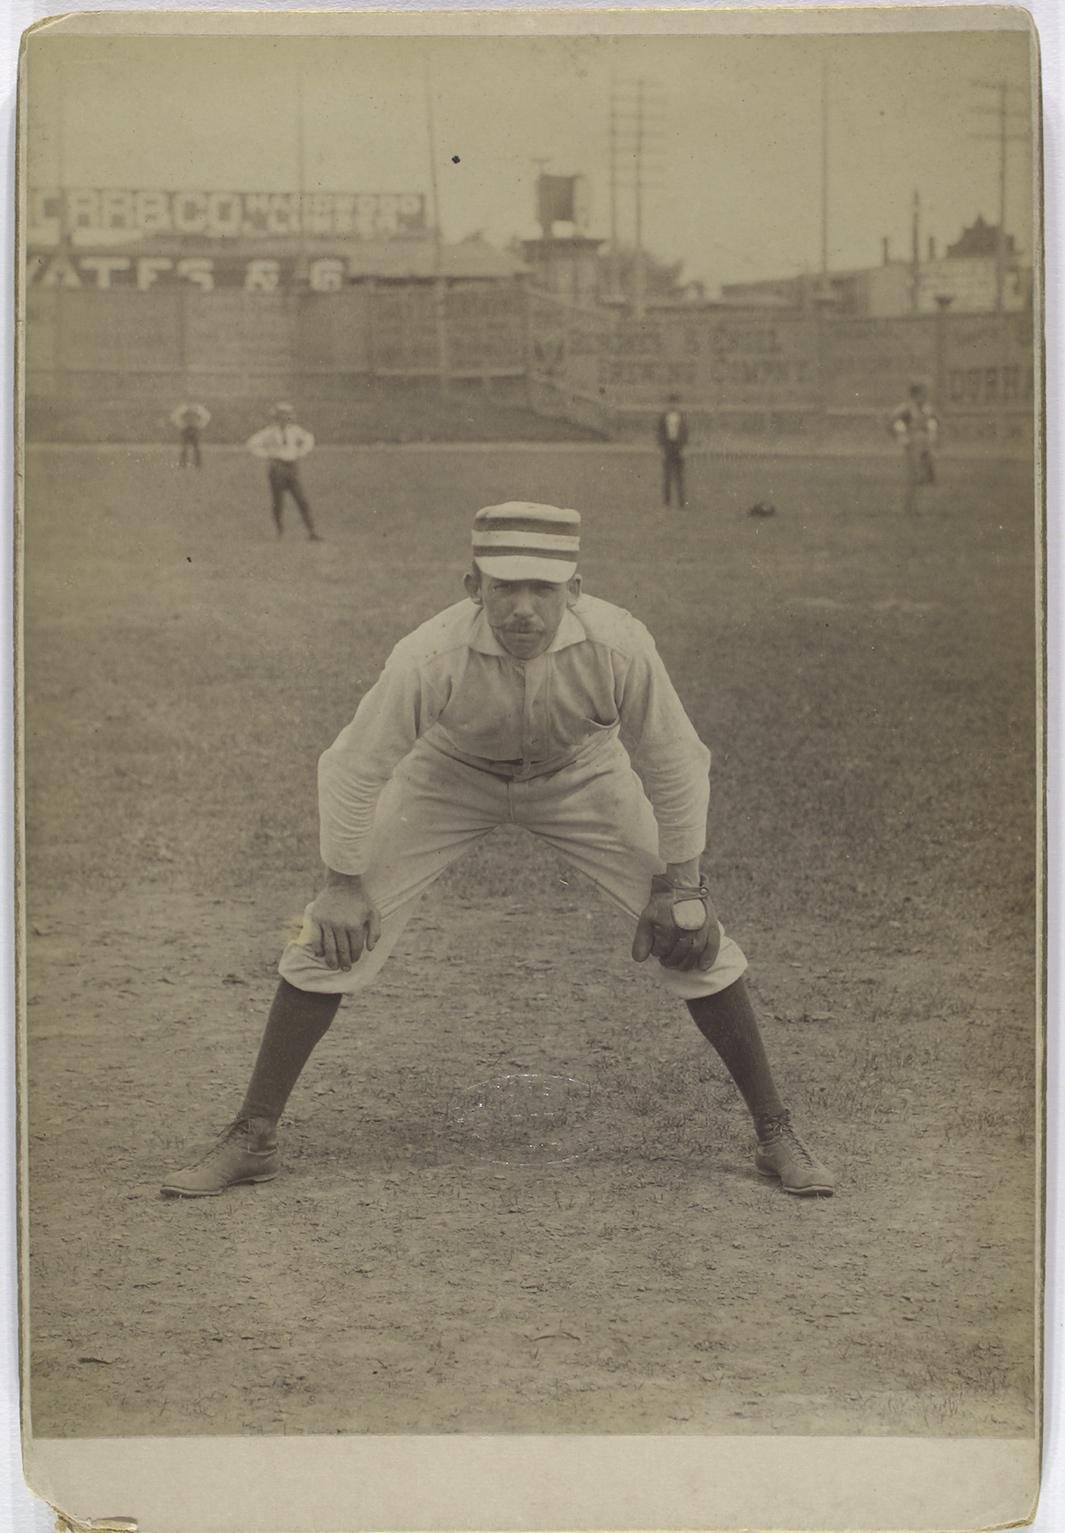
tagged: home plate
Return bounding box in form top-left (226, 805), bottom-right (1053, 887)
top-left (451, 1072), bottom-right (595, 1165)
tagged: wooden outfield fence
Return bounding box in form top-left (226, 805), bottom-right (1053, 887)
top-left (25, 283), bottom-right (1035, 453)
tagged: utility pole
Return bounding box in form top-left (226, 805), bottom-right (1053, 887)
top-left (969, 78), bottom-right (1027, 312)
top-left (424, 58), bottom-right (444, 268)
top-left (423, 58), bottom-right (449, 396)
top-left (609, 76), bottom-right (664, 321)
top-left (910, 189), bottom-right (921, 313)
top-left (820, 52), bottom-right (829, 288)
top-left (608, 73), bottom-right (621, 301)
top-left (55, 51), bottom-right (67, 248)
top-left (54, 50), bottom-right (69, 380)
top-left (633, 79), bottom-right (646, 321)
top-left (294, 71), bottom-right (308, 290)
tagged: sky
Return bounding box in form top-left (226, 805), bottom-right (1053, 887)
top-left (24, 25), bottom-right (1036, 295)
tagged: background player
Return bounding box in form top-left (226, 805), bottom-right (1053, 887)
top-left (655, 391), bottom-right (690, 510)
top-left (171, 400), bottom-right (210, 469)
top-left (161, 501), bottom-right (834, 1203)
top-left (890, 380), bottom-right (940, 515)
top-left (246, 402), bottom-right (323, 541)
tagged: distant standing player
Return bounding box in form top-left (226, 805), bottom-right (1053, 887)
top-left (889, 381), bottom-right (940, 515)
top-left (172, 401), bottom-right (210, 469)
top-left (247, 402), bottom-right (323, 541)
top-left (656, 392), bottom-right (689, 510)
top-left (161, 500), bottom-right (834, 1201)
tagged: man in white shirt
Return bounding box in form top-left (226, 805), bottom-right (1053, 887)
top-left (246, 402), bottom-right (323, 541)
top-left (162, 502), bottom-right (833, 1199)
top-left (655, 392), bottom-right (690, 509)
top-left (171, 401), bottom-right (210, 470)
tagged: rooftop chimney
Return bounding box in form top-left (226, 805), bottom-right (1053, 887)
top-left (928, 235), bottom-right (937, 261)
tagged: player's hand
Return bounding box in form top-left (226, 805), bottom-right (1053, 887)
top-left (307, 879), bottom-right (380, 971)
top-left (632, 875), bottom-right (720, 973)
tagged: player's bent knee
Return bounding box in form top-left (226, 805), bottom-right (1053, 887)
top-left (654, 927), bottom-right (747, 1001)
top-left (278, 921), bottom-right (388, 991)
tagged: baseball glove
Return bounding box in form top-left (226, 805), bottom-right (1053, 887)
top-left (631, 874), bottom-right (720, 972)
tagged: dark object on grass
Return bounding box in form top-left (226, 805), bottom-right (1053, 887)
top-left (747, 500), bottom-right (778, 518)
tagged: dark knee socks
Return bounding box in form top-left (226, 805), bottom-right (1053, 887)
top-left (237, 975), bottom-right (783, 1131)
top-left (687, 977), bottom-right (786, 1129)
top-left (239, 979), bottom-right (342, 1122)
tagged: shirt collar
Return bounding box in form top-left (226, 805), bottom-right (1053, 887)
top-left (468, 604), bottom-right (587, 657)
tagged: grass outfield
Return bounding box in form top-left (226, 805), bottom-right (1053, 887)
top-left (23, 444), bottom-right (1039, 1438)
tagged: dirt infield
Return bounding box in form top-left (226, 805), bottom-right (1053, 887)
top-left (22, 444), bottom-right (1038, 1438)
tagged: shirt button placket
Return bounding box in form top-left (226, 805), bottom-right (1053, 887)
top-left (515, 661), bottom-right (531, 778)
top-left (523, 657), bottom-right (543, 773)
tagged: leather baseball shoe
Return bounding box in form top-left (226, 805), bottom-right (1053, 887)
top-left (160, 1117), bottom-right (280, 1198)
top-left (754, 1112), bottom-right (835, 1196)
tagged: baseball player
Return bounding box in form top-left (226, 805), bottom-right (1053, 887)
top-left (889, 381), bottom-right (940, 515)
top-left (171, 401), bottom-right (210, 469)
top-left (162, 502), bottom-right (833, 1200)
top-left (655, 392), bottom-right (689, 510)
top-left (246, 403), bottom-right (323, 541)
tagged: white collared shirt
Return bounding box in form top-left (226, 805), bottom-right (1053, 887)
top-left (318, 594), bottom-right (712, 873)
top-left (246, 422), bottom-right (315, 462)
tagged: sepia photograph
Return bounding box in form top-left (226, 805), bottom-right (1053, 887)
top-left (13, 4), bottom-right (1046, 1530)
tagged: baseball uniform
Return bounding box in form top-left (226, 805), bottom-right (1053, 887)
top-left (279, 592), bottom-right (747, 1003)
top-left (161, 501), bottom-right (833, 1199)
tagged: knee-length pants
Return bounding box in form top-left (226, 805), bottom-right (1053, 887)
top-left (279, 736), bottom-right (747, 1002)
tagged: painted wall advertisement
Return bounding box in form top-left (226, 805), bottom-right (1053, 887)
top-left (27, 251), bottom-right (364, 293)
top-left (27, 188), bottom-right (427, 244)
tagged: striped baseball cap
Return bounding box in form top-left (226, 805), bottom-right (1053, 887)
top-left (472, 502), bottom-right (581, 583)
